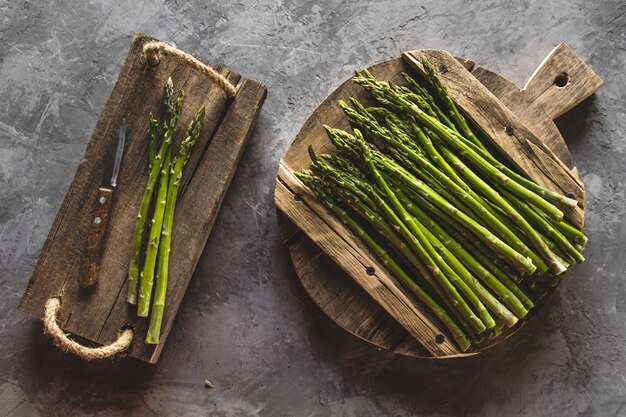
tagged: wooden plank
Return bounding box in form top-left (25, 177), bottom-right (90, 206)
top-left (522, 43), bottom-right (604, 120)
top-left (18, 33), bottom-right (266, 362)
top-left (403, 49), bottom-right (586, 227)
top-left (471, 44), bottom-right (603, 168)
top-left (471, 66), bottom-right (574, 166)
top-left (288, 235), bottom-right (420, 355)
top-left (289, 235), bottom-right (354, 309)
top-left (276, 163), bottom-right (461, 356)
top-left (277, 211), bottom-right (301, 244)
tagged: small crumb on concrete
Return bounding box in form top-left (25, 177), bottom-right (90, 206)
top-left (204, 379), bottom-right (214, 389)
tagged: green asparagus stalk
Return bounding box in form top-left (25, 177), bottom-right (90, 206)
top-left (364, 104), bottom-right (465, 188)
top-left (300, 170), bottom-right (448, 305)
top-left (396, 171), bottom-right (525, 276)
top-left (296, 67), bottom-right (589, 343)
top-left (128, 78), bottom-right (183, 304)
top-left (399, 179), bottom-right (533, 308)
top-left (325, 176), bottom-right (457, 304)
top-left (346, 101), bottom-right (533, 308)
top-left (379, 103), bottom-right (554, 274)
top-left (401, 69), bottom-right (580, 213)
top-left (148, 113), bottom-right (159, 169)
top-left (552, 219), bottom-right (588, 246)
top-left (324, 161), bottom-right (486, 333)
top-left (146, 106), bottom-right (205, 343)
top-left (137, 147), bottom-right (172, 316)
top-left (315, 150), bottom-right (518, 325)
top-left (297, 169), bottom-right (486, 344)
top-left (394, 121), bottom-right (557, 273)
top-left (311, 152), bottom-right (470, 292)
top-left (331, 179), bottom-right (485, 343)
top-left (401, 74), bottom-right (577, 218)
top-left (432, 135), bottom-right (566, 274)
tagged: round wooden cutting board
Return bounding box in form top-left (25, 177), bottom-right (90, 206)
top-left (275, 45), bottom-right (602, 358)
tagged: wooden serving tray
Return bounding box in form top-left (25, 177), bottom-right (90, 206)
top-left (275, 44), bottom-right (602, 357)
top-left (18, 34), bottom-right (267, 363)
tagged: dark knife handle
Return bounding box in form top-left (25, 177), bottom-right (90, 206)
top-left (80, 187), bottom-right (114, 288)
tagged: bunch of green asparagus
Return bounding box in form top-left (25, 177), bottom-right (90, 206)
top-left (127, 77), bottom-right (205, 344)
top-left (297, 60), bottom-right (587, 351)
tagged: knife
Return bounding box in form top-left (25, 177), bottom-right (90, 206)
top-left (80, 118), bottom-right (126, 288)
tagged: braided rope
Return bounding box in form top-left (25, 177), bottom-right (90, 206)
top-left (44, 297), bottom-right (133, 360)
top-left (143, 41), bottom-right (237, 98)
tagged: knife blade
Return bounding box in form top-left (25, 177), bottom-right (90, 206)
top-left (80, 119), bottom-right (127, 288)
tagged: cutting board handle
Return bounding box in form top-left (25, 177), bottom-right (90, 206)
top-left (522, 43), bottom-right (604, 120)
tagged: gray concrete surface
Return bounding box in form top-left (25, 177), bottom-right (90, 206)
top-left (1, 0), bottom-right (625, 416)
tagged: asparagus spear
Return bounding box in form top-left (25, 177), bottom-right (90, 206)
top-left (390, 174), bottom-right (533, 310)
top-left (128, 78), bottom-right (183, 304)
top-left (402, 69), bottom-right (580, 213)
top-left (433, 136), bottom-right (566, 274)
top-left (375, 102), bottom-right (555, 274)
top-left (393, 72), bottom-right (576, 217)
top-left (317, 173), bottom-right (485, 343)
top-left (137, 148), bottom-right (172, 316)
top-left (396, 120), bottom-right (561, 273)
top-left (296, 68), bottom-right (589, 342)
top-left (362, 103), bottom-right (465, 188)
top-left (316, 149), bottom-right (518, 325)
top-left (146, 106), bottom-right (205, 344)
top-left (300, 170), bottom-right (446, 303)
top-left (148, 113), bottom-right (159, 169)
top-left (553, 219), bottom-right (588, 246)
top-left (499, 188), bottom-right (585, 263)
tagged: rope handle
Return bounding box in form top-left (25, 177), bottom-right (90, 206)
top-left (44, 297), bottom-right (133, 360)
top-left (143, 41), bottom-right (238, 98)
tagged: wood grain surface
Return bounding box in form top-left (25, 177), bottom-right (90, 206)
top-left (80, 187), bottom-right (114, 288)
top-left (276, 46), bottom-right (602, 358)
top-left (19, 33), bottom-right (267, 363)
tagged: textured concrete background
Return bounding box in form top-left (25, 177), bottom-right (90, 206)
top-left (1, 0), bottom-right (625, 416)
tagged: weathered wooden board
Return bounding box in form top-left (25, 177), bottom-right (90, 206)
top-left (472, 44), bottom-right (603, 168)
top-left (19, 33), bottom-right (267, 363)
top-left (276, 45), bottom-right (602, 358)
